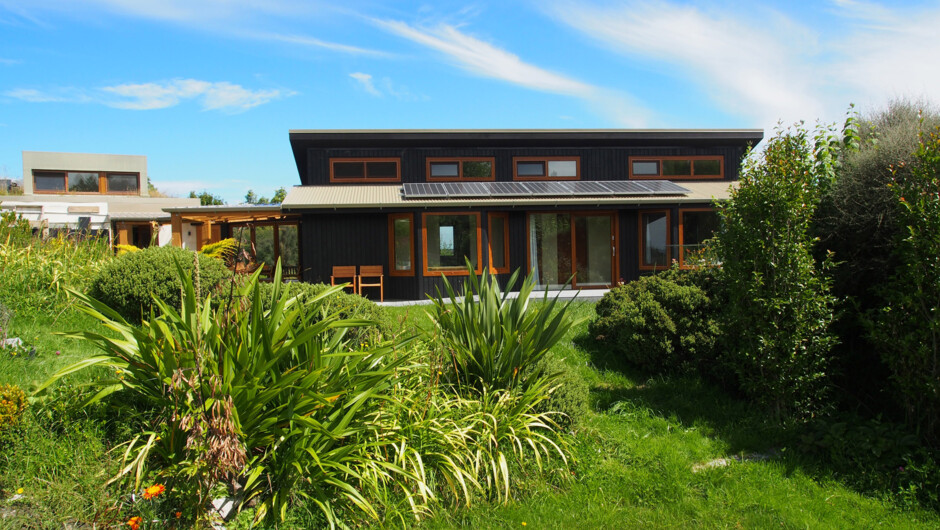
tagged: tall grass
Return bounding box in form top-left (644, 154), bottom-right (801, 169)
top-left (0, 212), bottom-right (112, 315)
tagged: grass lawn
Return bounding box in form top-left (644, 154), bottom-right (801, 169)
top-left (1, 301), bottom-right (937, 528)
top-left (389, 302), bottom-right (939, 529)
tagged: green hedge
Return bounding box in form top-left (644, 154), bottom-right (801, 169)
top-left (88, 245), bottom-right (231, 323)
top-left (590, 271), bottom-right (719, 373)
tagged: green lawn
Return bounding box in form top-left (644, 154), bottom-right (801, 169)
top-left (391, 302), bottom-right (938, 529)
top-left (1, 301), bottom-right (937, 528)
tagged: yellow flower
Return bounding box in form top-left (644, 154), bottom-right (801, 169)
top-left (143, 483), bottom-right (165, 499)
top-left (16, 488), bottom-right (23, 494)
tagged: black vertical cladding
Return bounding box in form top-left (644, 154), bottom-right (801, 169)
top-left (303, 146), bottom-right (745, 185)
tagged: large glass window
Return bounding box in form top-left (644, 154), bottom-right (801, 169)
top-left (330, 158), bottom-right (401, 182)
top-left (487, 212), bottom-right (509, 274)
top-left (423, 213), bottom-right (481, 275)
top-left (426, 158), bottom-right (495, 181)
top-left (639, 210), bottom-right (670, 269)
top-left (529, 213), bottom-right (572, 289)
top-left (106, 173), bottom-right (139, 193)
top-left (33, 170), bottom-right (141, 194)
top-left (33, 171), bottom-right (66, 192)
top-left (513, 157), bottom-right (580, 180)
top-left (388, 213), bottom-right (414, 276)
top-left (229, 222), bottom-right (300, 275)
top-left (278, 224), bottom-right (299, 268)
top-left (679, 209), bottom-right (720, 268)
top-left (68, 172), bottom-right (99, 192)
top-left (629, 156), bottom-right (724, 180)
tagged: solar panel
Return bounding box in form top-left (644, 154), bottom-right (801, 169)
top-left (401, 180), bottom-right (689, 199)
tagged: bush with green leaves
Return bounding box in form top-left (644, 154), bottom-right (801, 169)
top-left (590, 271), bottom-right (719, 374)
top-left (870, 129), bottom-right (940, 442)
top-left (713, 123), bottom-right (837, 421)
top-left (88, 245), bottom-right (230, 322)
top-left (429, 263), bottom-right (583, 393)
top-left (526, 352), bottom-right (590, 430)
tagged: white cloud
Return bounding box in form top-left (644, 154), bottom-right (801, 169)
top-left (6, 79), bottom-right (293, 112)
top-left (543, 0), bottom-right (940, 127)
top-left (349, 72), bottom-right (382, 97)
top-left (543, 1), bottom-right (824, 127)
top-left (0, 57), bottom-right (19, 65)
top-left (376, 19), bottom-right (594, 97)
top-left (375, 18), bottom-right (652, 126)
top-left (254, 32), bottom-right (390, 57)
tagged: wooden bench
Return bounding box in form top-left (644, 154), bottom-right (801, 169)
top-left (357, 265), bottom-right (384, 302)
top-left (331, 265), bottom-right (357, 293)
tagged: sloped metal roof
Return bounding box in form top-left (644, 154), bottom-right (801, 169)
top-left (282, 181), bottom-right (736, 210)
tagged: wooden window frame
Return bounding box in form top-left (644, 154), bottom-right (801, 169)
top-left (421, 211), bottom-right (483, 276)
top-left (329, 158), bottom-right (401, 183)
top-left (426, 157), bottom-right (496, 182)
top-left (512, 156), bottom-right (580, 180)
top-left (33, 170), bottom-right (141, 195)
top-left (388, 213), bottom-right (415, 277)
top-left (638, 209), bottom-right (671, 271)
top-left (487, 212), bottom-right (510, 274)
top-left (678, 207), bottom-right (718, 269)
top-left (628, 155), bottom-right (724, 180)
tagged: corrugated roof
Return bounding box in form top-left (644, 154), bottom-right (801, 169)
top-left (282, 181), bottom-right (736, 210)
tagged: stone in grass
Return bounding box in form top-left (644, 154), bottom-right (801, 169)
top-left (211, 497), bottom-right (239, 520)
top-left (1, 338), bottom-right (22, 349)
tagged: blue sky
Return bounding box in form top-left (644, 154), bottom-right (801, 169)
top-left (1, 0), bottom-right (937, 203)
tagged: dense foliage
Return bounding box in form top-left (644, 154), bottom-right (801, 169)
top-left (713, 124), bottom-right (837, 421)
top-left (870, 130), bottom-right (940, 442)
top-left (0, 211), bottom-right (112, 312)
top-left (590, 271), bottom-right (719, 373)
top-left (88, 245), bottom-right (230, 322)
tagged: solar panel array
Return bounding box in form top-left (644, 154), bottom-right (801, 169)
top-left (401, 180), bottom-right (689, 199)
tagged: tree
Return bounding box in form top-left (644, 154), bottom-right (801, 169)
top-left (189, 190), bottom-right (225, 206)
top-left (713, 123), bottom-right (837, 421)
top-left (244, 187), bottom-right (286, 205)
top-left (870, 128), bottom-right (940, 441)
top-left (271, 187), bottom-right (287, 204)
top-left (244, 190), bottom-right (258, 204)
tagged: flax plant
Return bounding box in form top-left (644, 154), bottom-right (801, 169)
top-left (38, 260), bottom-right (421, 528)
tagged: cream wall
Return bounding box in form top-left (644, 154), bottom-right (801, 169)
top-left (22, 151), bottom-right (149, 196)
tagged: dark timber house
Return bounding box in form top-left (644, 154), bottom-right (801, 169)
top-left (283, 129), bottom-right (763, 301)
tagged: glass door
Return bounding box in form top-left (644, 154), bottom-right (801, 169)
top-left (529, 212), bottom-right (615, 289)
top-left (573, 214), bottom-right (614, 287)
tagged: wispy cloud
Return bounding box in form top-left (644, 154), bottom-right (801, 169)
top-left (543, 1), bottom-right (823, 127)
top-left (543, 0), bottom-right (940, 127)
top-left (5, 79), bottom-right (294, 112)
top-left (349, 72), bottom-right (425, 101)
top-left (376, 19), bottom-right (594, 97)
top-left (253, 31), bottom-right (390, 57)
top-left (0, 57), bottom-right (19, 65)
top-left (350, 73), bottom-right (381, 97)
top-left (374, 18), bottom-right (651, 126)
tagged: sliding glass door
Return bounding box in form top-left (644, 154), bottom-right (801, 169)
top-left (529, 212), bottom-right (615, 288)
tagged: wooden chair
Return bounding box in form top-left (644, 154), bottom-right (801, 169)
top-left (357, 265), bottom-right (384, 302)
top-left (331, 266), bottom-right (357, 293)
top-left (282, 265), bottom-right (301, 282)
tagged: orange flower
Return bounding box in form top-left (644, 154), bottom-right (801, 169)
top-left (175, 511), bottom-right (182, 519)
top-left (127, 516), bottom-right (142, 530)
top-left (142, 483), bottom-right (165, 499)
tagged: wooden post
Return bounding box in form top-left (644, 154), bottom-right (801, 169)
top-left (171, 213), bottom-right (182, 247)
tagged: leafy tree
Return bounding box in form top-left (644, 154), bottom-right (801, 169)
top-left (189, 190), bottom-right (225, 206)
top-left (870, 128), bottom-right (940, 442)
top-left (244, 187), bottom-right (286, 204)
top-left (713, 123), bottom-right (837, 421)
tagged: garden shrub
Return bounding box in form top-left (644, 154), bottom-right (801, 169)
top-left (528, 352), bottom-right (590, 430)
top-left (712, 123), bottom-right (837, 421)
top-left (590, 272), bottom-right (718, 373)
top-left (0, 384), bottom-right (27, 431)
top-left (88, 245), bottom-right (230, 322)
